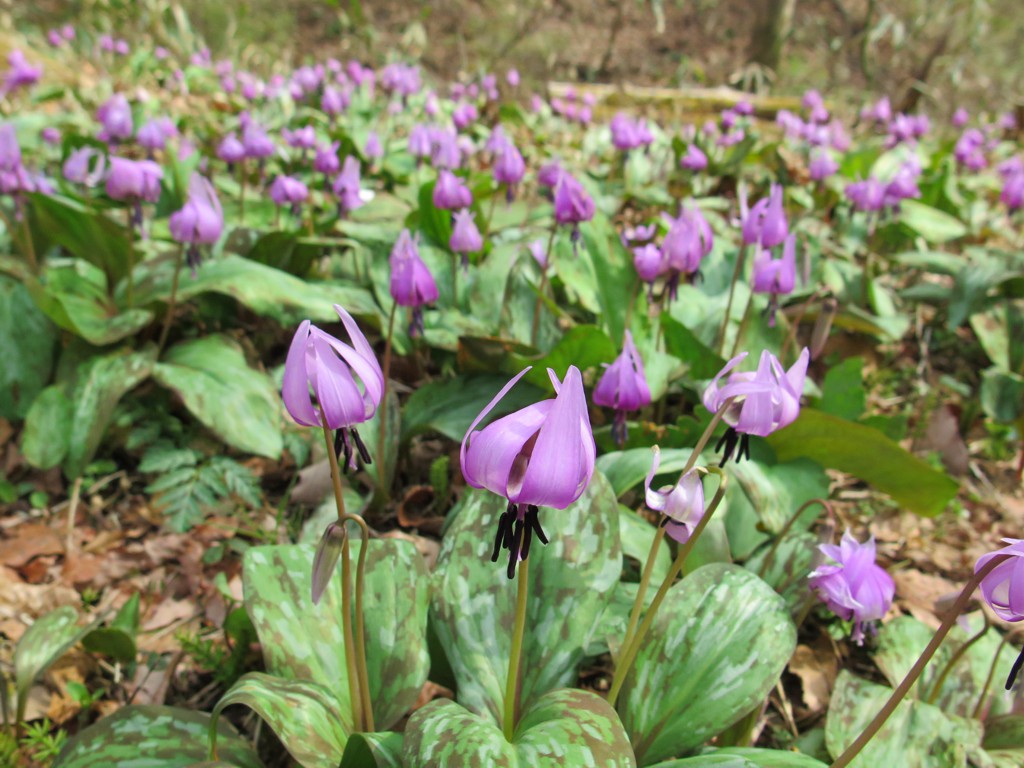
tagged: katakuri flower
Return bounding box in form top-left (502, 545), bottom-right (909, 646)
top-left (333, 156), bottom-right (365, 215)
top-left (390, 229), bottom-right (438, 335)
top-left (553, 172), bottom-right (595, 246)
top-left (106, 157), bottom-right (163, 203)
top-left (96, 94), bottom-right (133, 144)
top-left (703, 348), bottom-right (809, 464)
top-left (644, 447), bottom-right (705, 544)
top-left (449, 208), bottom-right (482, 264)
top-left (433, 169), bottom-right (473, 210)
top-left (975, 539), bottom-right (1024, 623)
top-left (752, 233), bottom-right (797, 327)
top-left (809, 530), bottom-right (894, 644)
top-left (269, 175), bottom-right (309, 210)
top-left (461, 365), bottom-right (595, 578)
top-left (680, 143), bottom-right (708, 171)
top-left (169, 173), bottom-right (224, 272)
top-left (593, 331), bottom-right (651, 446)
top-left (282, 304), bottom-right (384, 470)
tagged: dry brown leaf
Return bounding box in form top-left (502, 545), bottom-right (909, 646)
top-left (789, 640), bottom-right (838, 714)
top-left (0, 565), bottom-right (79, 620)
top-left (141, 598), bottom-right (195, 632)
top-left (0, 523), bottom-right (63, 568)
top-left (397, 485), bottom-right (446, 535)
top-left (291, 460), bottom-right (332, 505)
top-left (893, 568), bottom-right (962, 629)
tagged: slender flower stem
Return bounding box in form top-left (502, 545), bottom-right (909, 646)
top-left (830, 556), bottom-right (1008, 768)
top-left (343, 512), bottom-right (375, 733)
top-left (619, 526), bottom-right (667, 661)
top-left (729, 289), bottom-right (756, 359)
top-left (973, 632), bottom-right (1009, 719)
top-left (758, 498), bottom-right (833, 579)
top-left (321, 423), bottom-right (362, 730)
top-left (530, 227), bottom-right (557, 347)
top-left (504, 553), bottom-right (531, 742)
top-left (607, 470), bottom-right (729, 708)
top-left (376, 301), bottom-right (398, 502)
top-left (19, 207), bottom-right (37, 275)
top-left (924, 618), bottom-right (989, 705)
top-left (683, 397), bottom-right (737, 476)
top-left (124, 208), bottom-right (135, 308)
top-left (157, 245), bottom-right (185, 355)
top-left (716, 243), bottom-right (747, 355)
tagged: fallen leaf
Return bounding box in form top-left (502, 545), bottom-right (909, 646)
top-left (397, 485), bottom-right (446, 535)
top-left (789, 640), bottom-right (838, 713)
top-left (291, 460), bottom-right (331, 505)
top-left (0, 565), bottom-right (78, 619)
top-left (0, 523), bottom-right (63, 568)
top-left (893, 568), bottom-right (962, 629)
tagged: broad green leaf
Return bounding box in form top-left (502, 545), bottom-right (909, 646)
top-left (52, 705), bottom-right (261, 768)
top-left (621, 564), bottom-right (797, 765)
top-left (984, 715), bottom-right (1024, 753)
top-left (212, 673), bottom-right (347, 768)
top-left (767, 409), bottom-right (958, 517)
top-left (242, 539), bottom-right (429, 730)
top-left (245, 230), bottom-right (321, 276)
top-left (980, 368), bottom-right (1024, 424)
top-left (660, 314), bottom-right (727, 381)
top-left (83, 593), bottom-right (140, 662)
top-left (153, 335), bottom-right (282, 459)
top-left (403, 689), bottom-right (636, 767)
top-left (21, 385), bottom-right (72, 470)
top-left (825, 671), bottom-right (982, 767)
top-left (648, 747), bottom-right (826, 767)
top-left (818, 357), bottom-right (865, 421)
top-left (137, 255), bottom-right (379, 325)
top-left (15, 606), bottom-right (90, 720)
top-left (400, 374), bottom-right (545, 443)
top-left (0, 275), bottom-right (57, 419)
top-left (431, 472), bottom-right (621, 724)
top-left (339, 732), bottom-right (404, 768)
top-left (30, 193), bottom-right (133, 285)
top-left (511, 324), bottom-right (616, 387)
top-left (898, 200), bottom-right (967, 244)
top-left (64, 347), bottom-right (157, 477)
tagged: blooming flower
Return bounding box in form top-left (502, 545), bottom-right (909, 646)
top-left (741, 184), bottom-right (788, 248)
top-left (493, 142), bottom-right (525, 199)
top-left (809, 530), bottom-right (894, 644)
top-left (2, 50), bottom-right (42, 95)
top-left (644, 447), bottom-right (705, 544)
top-left (752, 233), bottom-right (797, 326)
top-left (553, 173), bottom-right (595, 243)
top-left (703, 348), bottom-right (809, 464)
top-left (680, 144), bottom-right (708, 171)
top-left (136, 117), bottom-right (177, 153)
top-left (282, 304), bottom-right (384, 469)
top-left (633, 243), bottom-right (664, 284)
top-left (333, 156), bottom-right (364, 215)
top-left (217, 134), bottom-right (246, 165)
top-left (96, 94), bottom-right (133, 144)
top-left (449, 208), bottom-right (482, 262)
top-left (808, 149), bottom-right (838, 182)
top-left (106, 157), bottom-right (163, 203)
top-left (314, 142), bottom-right (341, 176)
top-left (169, 173), bottom-right (223, 272)
top-left (283, 125), bottom-right (317, 151)
top-left (241, 121), bottom-right (275, 160)
top-left (390, 230), bottom-right (438, 335)
top-left (269, 175), bottom-right (308, 209)
top-left (364, 131), bottom-right (383, 160)
top-left (593, 331), bottom-right (651, 446)
top-left (461, 365), bottom-right (595, 577)
top-left (975, 539), bottom-right (1024, 622)
top-left (433, 169), bottom-right (473, 210)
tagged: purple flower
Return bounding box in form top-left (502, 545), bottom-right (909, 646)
top-left (452, 102), bottom-right (478, 131)
top-left (506, 69), bottom-right (520, 87)
top-left (3, 50), bottom-right (42, 95)
top-left (752, 234), bottom-right (797, 327)
top-left (333, 156), bottom-right (364, 214)
top-left (537, 161), bottom-right (564, 189)
top-left (137, 117), bottom-right (176, 152)
top-left (241, 122), bottom-right (275, 160)
top-left (680, 144), bottom-right (708, 171)
top-left (883, 164), bottom-right (921, 207)
top-left (810, 530), bottom-right (894, 644)
top-left (364, 131), bottom-right (383, 160)
top-left (429, 127), bottom-right (461, 169)
top-left (528, 239), bottom-right (548, 269)
top-left (96, 95), bottom-right (133, 144)
top-left (553, 173), bottom-right (595, 230)
top-left (975, 539), bottom-right (1024, 622)
top-left (662, 203), bottom-right (713, 276)
top-left (845, 177), bottom-right (886, 212)
top-left (408, 124), bottom-right (433, 159)
top-left (282, 305), bottom-right (384, 469)
top-left (433, 169), bottom-right (473, 210)
top-left (702, 348), bottom-right (809, 464)
top-left (0, 124), bottom-right (21, 172)
top-left (390, 230), bottom-right (438, 335)
top-left (449, 208), bottom-right (483, 255)
top-left (269, 175), bottom-right (309, 207)
top-left (40, 127), bottom-right (60, 146)
top-left (741, 185), bottom-right (788, 247)
top-left (314, 142), bottom-right (341, 175)
top-left (644, 447), bottom-right (705, 544)
top-left (460, 365), bottom-right (595, 577)
top-left (217, 134), bottom-right (245, 165)
top-left (633, 244), bottom-right (665, 283)
top-left (169, 174), bottom-right (223, 272)
top-left (611, 112), bottom-right (646, 151)
top-left (106, 157), bottom-right (163, 202)
top-left (63, 147), bottom-right (106, 186)
top-left (860, 96), bottom-right (892, 124)
top-left (321, 85), bottom-right (350, 117)
top-left (593, 331), bottom-right (651, 445)
top-left (954, 128), bottom-right (987, 171)
top-left (951, 107), bottom-right (969, 128)
top-left (809, 149), bottom-right (838, 181)
top-left (1001, 172), bottom-right (1024, 211)
top-left (284, 125), bottom-right (317, 151)
top-left (493, 142), bottom-right (525, 191)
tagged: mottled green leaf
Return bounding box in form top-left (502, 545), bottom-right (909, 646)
top-left (621, 564), bottom-right (797, 765)
top-left (137, 255), bottom-right (378, 325)
top-left (825, 671), bottom-right (982, 768)
top-left (29, 193), bottom-right (132, 285)
top-left (660, 314), bottom-right (727, 381)
top-left (339, 731), bottom-right (404, 768)
top-left (153, 335), bottom-right (282, 459)
top-left (52, 705), bottom-right (261, 768)
top-left (212, 673), bottom-right (347, 768)
top-left (0, 275), bottom-right (57, 419)
top-left (403, 689), bottom-right (636, 767)
top-left (15, 606), bottom-right (89, 720)
top-left (898, 200), bottom-right (967, 244)
top-left (648, 747), bottom-right (827, 766)
top-left (980, 368), bottom-right (1024, 424)
top-left (579, 213), bottom-right (637, 343)
top-left (767, 408), bottom-right (958, 517)
top-left (83, 593), bottom-right (140, 662)
top-left (431, 472), bottom-right (621, 724)
top-left (242, 539), bottom-right (429, 730)
top-left (21, 385), bottom-right (72, 470)
top-left (984, 715), bottom-right (1024, 753)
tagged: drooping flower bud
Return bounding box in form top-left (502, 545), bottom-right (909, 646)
top-left (593, 331), bottom-right (651, 446)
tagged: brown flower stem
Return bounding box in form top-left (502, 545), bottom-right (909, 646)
top-left (503, 554), bottom-right (531, 742)
top-left (830, 556), bottom-right (1008, 768)
top-left (729, 289), bottom-right (756, 359)
top-left (716, 243), bottom-right (748, 355)
top-left (340, 512), bottom-right (374, 733)
top-left (684, 396), bottom-right (737, 476)
top-left (376, 301), bottom-right (398, 502)
top-left (530, 227), bottom-right (557, 347)
top-left (779, 287), bottom-right (824, 363)
top-left (758, 497), bottom-right (833, 579)
top-left (608, 469), bottom-right (729, 708)
top-left (157, 245), bottom-right (185, 355)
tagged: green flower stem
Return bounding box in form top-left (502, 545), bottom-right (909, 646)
top-left (157, 245), bottom-right (185, 355)
top-left (716, 243), bottom-right (748, 355)
top-left (728, 288), bottom-right (756, 359)
top-left (343, 512), bottom-right (375, 733)
top-left (504, 553), bottom-right (531, 742)
top-left (530, 226), bottom-right (558, 347)
top-left (830, 555), bottom-right (1008, 768)
top-left (376, 301), bottom-right (398, 503)
top-left (617, 399), bottom-right (735, 661)
top-left (924, 618), bottom-right (989, 705)
top-left (973, 632), bottom-right (1009, 719)
top-left (19, 208), bottom-right (37, 275)
top-left (757, 497), bottom-right (833, 579)
top-left (607, 469), bottom-right (729, 708)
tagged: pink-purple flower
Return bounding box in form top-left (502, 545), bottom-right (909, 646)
top-left (433, 169), bottom-right (473, 210)
top-left (461, 365), bottom-right (595, 577)
top-left (169, 174), bottom-right (223, 271)
top-left (752, 234), bottom-right (797, 326)
top-left (593, 331), bottom-right (651, 446)
top-left (106, 157), bottom-right (163, 203)
top-left (449, 208), bottom-right (483, 258)
top-left (644, 447), bottom-right (705, 544)
top-left (809, 530), bottom-right (894, 644)
top-left (390, 230), bottom-right (438, 335)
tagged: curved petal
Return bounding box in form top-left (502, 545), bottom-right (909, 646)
top-left (644, 446), bottom-right (668, 512)
top-left (281, 321), bottom-right (320, 427)
top-left (702, 351), bottom-right (749, 413)
top-left (460, 367), bottom-right (533, 486)
top-left (310, 332), bottom-right (366, 429)
top-left (463, 402), bottom-right (551, 496)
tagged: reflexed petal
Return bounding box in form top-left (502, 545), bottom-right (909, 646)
top-left (464, 402), bottom-right (550, 498)
top-left (310, 332), bottom-right (365, 429)
top-left (460, 367), bottom-right (534, 488)
top-left (702, 352), bottom-right (748, 413)
top-left (281, 321), bottom-right (320, 427)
